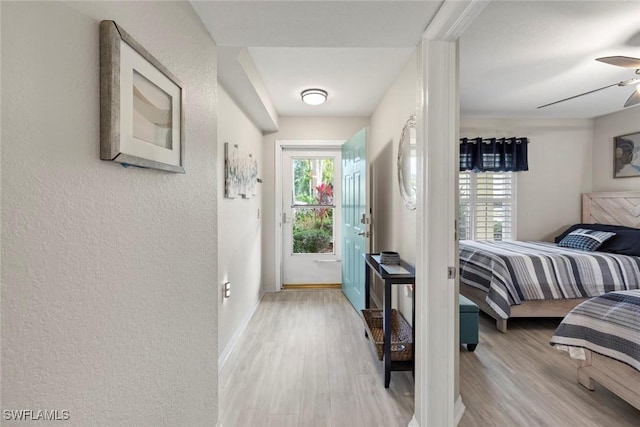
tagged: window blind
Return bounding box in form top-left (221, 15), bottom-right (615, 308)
top-left (459, 172), bottom-right (514, 241)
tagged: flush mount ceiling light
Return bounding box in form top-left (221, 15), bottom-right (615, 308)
top-left (301, 89), bottom-right (328, 105)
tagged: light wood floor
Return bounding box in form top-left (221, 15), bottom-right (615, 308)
top-left (220, 290), bottom-right (640, 427)
top-left (219, 290), bottom-right (414, 427)
top-left (459, 315), bottom-right (640, 427)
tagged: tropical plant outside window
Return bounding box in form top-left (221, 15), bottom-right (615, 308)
top-left (292, 158), bottom-right (335, 253)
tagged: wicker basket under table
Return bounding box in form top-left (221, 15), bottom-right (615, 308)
top-left (361, 309), bottom-right (413, 362)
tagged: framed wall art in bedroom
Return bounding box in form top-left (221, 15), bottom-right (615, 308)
top-left (614, 131), bottom-right (640, 178)
top-left (100, 20), bottom-right (185, 173)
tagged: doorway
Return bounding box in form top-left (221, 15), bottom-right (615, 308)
top-left (281, 147), bottom-right (342, 287)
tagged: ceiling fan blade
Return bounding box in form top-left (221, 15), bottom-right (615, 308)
top-left (624, 89), bottom-right (640, 108)
top-left (537, 82), bottom-right (620, 109)
top-left (596, 56), bottom-right (640, 68)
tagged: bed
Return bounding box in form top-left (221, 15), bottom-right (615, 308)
top-left (460, 191), bottom-right (640, 332)
top-left (550, 289), bottom-right (640, 411)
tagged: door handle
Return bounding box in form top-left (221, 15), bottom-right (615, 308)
top-left (357, 231), bottom-right (371, 237)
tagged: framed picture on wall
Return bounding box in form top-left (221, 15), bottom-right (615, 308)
top-left (614, 131), bottom-right (640, 178)
top-left (100, 20), bottom-right (185, 173)
top-left (224, 143), bottom-right (258, 198)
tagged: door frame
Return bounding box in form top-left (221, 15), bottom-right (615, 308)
top-left (281, 148), bottom-right (343, 286)
top-left (411, 1), bottom-right (489, 426)
top-left (274, 140), bottom-right (345, 293)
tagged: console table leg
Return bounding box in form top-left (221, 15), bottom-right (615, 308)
top-left (384, 280), bottom-right (392, 388)
top-left (365, 264), bottom-right (371, 309)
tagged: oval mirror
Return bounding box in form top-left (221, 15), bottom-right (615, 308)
top-left (397, 115), bottom-right (417, 210)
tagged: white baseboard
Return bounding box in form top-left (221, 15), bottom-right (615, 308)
top-left (455, 395), bottom-right (466, 426)
top-left (218, 293), bottom-right (263, 371)
top-left (407, 397), bottom-right (464, 427)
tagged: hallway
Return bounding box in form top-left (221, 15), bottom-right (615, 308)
top-left (219, 290), bottom-right (414, 427)
top-left (220, 290), bottom-right (640, 427)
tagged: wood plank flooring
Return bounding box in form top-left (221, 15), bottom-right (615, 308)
top-left (459, 314), bottom-right (640, 427)
top-left (220, 290), bottom-right (640, 427)
top-left (219, 290), bottom-right (414, 427)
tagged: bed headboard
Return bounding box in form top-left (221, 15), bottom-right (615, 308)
top-left (582, 192), bottom-right (640, 228)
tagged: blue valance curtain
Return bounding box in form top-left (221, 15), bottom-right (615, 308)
top-left (460, 137), bottom-right (529, 172)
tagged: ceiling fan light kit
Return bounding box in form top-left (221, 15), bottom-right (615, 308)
top-left (538, 55), bottom-right (640, 109)
top-left (624, 85), bottom-right (640, 108)
top-left (301, 89), bottom-right (328, 105)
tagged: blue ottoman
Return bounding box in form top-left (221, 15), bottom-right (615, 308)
top-left (459, 294), bottom-right (479, 351)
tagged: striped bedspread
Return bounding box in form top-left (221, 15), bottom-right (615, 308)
top-left (459, 240), bottom-right (640, 319)
top-left (550, 290), bottom-right (640, 372)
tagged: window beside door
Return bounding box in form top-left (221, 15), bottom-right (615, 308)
top-left (291, 158), bottom-right (335, 254)
top-left (459, 172), bottom-right (515, 241)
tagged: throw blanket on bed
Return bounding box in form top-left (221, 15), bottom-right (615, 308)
top-left (459, 240), bottom-right (640, 318)
top-left (550, 290), bottom-right (640, 372)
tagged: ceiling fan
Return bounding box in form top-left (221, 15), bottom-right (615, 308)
top-left (538, 56), bottom-right (640, 109)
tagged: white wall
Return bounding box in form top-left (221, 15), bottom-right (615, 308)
top-left (593, 106), bottom-right (640, 191)
top-left (261, 116), bottom-right (369, 291)
top-left (1, 2), bottom-right (219, 425)
top-left (461, 118), bottom-right (594, 240)
top-left (217, 85), bottom-right (264, 363)
top-left (368, 51), bottom-right (418, 319)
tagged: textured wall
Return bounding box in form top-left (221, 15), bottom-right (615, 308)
top-left (593, 106), bottom-right (640, 192)
top-left (261, 116), bottom-right (369, 292)
top-left (217, 85), bottom-right (263, 364)
top-left (368, 50), bottom-right (417, 319)
top-left (1, 2), bottom-right (218, 425)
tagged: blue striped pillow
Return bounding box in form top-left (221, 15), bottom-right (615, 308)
top-left (557, 228), bottom-right (616, 252)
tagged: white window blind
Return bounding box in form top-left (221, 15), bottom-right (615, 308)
top-left (459, 172), bottom-right (515, 241)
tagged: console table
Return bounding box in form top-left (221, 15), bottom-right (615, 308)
top-left (363, 253), bottom-right (416, 388)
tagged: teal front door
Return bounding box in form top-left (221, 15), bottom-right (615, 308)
top-left (341, 128), bottom-right (368, 311)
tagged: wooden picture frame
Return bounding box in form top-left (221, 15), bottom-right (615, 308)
top-left (100, 20), bottom-right (185, 173)
top-left (613, 131), bottom-right (640, 179)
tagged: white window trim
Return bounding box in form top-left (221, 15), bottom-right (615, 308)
top-left (459, 171), bottom-right (517, 241)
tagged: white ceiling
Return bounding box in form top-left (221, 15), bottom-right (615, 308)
top-left (192, 1), bottom-right (442, 48)
top-left (191, 1), bottom-right (640, 130)
top-left (460, 1), bottom-right (640, 119)
top-left (248, 47), bottom-right (415, 116)
top-left (191, 0), bottom-right (442, 128)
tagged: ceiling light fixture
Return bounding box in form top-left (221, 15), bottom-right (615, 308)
top-left (301, 89), bottom-right (327, 105)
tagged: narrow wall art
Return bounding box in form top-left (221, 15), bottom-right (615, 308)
top-left (224, 143), bottom-right (258, 198)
